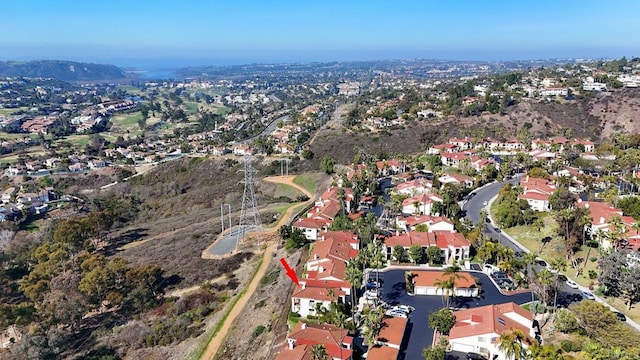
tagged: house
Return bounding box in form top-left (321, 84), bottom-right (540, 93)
top-left (383, 231), bottom-right (471, 264)
top-left (438, 174), bottom-right (474, 188)
top-left (440, 152), bottom-right (470, 168)
top-left (518, 176), bottom-right (556, 212)
top-left (540, 87), bottom-right (568, 97)
top-left (449, 137), bottom-right (475, 151)
top-left (376, 160), bottom-right (404, 176)
top-left (291, 280), bottom-right (349, 318)
top-left (307, 231), bottom-right (359, 269)
top-left (367, 316), bottom-right (408, 360)
top-left (401, 193), bottom-right (443, 215)
top-left (575, 200), bottom-right (636, 249)
top-left (293, 217), bottom-right (332, 241)
top-left (88, 159), bottom-right (107, 169)
top-left (396, 178), bottom-right (433, 196)
top-left (448, 302), bottom-right (537, 360)
top-left (45, 157), bottom-right (61, 168)
top-left (275, 322), bottom-right (353, 360)
top-left (1, 187), bottom-right (17, 204)
top-left (68, 162), bottom-right (85, 173)
top-left (232, 144), bottom-right (253, 156)
top-left (395, 215), bottom-right (455, 232)
top-left (410, 270), bottom-right (479, 297)
top-left (1, 325), bottom-right (22, 349)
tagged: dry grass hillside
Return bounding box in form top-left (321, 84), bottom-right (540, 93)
top-left (309, 88), bottom-right (640, 163)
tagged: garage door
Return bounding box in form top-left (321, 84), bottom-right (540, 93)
top-left (416, 286), bottom-right (427, 295)
top-left (451, 342), bottom-right (475, 353)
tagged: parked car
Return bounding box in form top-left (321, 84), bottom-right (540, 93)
top-left (536, 259), bottom-right (548, 268)
top-left (565, 279), bottom-right (579, 289)
top-left (467, 352), bottom-right (488, 360)
top-left (393, 305), bottom-right (415, 313)
top-left (613, 311), bottom-right (627, 322)
top-left (365, 290), bottom-right (379, 300)
top-left (385, 309), bottom-right (408, 318)
top-left (557, 274), bottom-right (568, 282)
top-left (581, 291), bottom-right (596, 300)
top-left (366, 281), bottom-right (379, 290)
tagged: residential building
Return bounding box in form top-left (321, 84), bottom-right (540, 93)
top-left (275, 322), bottom-right (353, 360)
top-left (401, 193), bottom-right (443, 215)
top-left (518, 176), bottom-right (556, 212)
top-left (383, 231), bottom-right (471, 264)
top-left (367, 316), bottom-right (408, 360)
top-left (410, 270), bottom-right (479, 297)
top-left (448, 302), bottom-right (538, 360)
top-left (395, 215), bottom-right (455, 232)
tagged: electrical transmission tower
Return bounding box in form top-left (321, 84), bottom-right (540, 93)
top-left (236, 156), bottom-right (261, 249)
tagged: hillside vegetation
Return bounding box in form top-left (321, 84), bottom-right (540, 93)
top-left (0, 60), bottom-right (126, 81)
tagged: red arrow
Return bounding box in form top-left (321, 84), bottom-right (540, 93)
top-left (280, 258), bottom-right (300, 286)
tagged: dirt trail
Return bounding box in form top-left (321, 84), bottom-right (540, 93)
top-left (199, 175), bottom-right (314, 360)
top-left (200, 242), bottom-right (276, 360)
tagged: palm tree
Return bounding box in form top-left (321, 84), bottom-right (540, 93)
top-left (345, 259), bottom-right (363, 315)
top-left (498, 329), bottom-right (527, 360)
top-left (310, 344), bottom-right (328, 360)
top-left (364, 307), bottom-right (384, 345)
top-left (549, 258), bottom-right (567, 312)
top-left (335, 312), bottom-right (347, 360)
top-left (522, 252), bottom-right (538, 279)
top-left (434, 277), bottom-right (455, 308)
top-left (536, 269), bottom-right (554, 308)
top-left (609, 215), bottom-right (627, 250)
top-left (533, 218), bottom-right (545, 232)
top-left (368, 239), bottom-right (385, 289)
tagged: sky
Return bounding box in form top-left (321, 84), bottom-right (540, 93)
top-left (1, 0), bottom-right (639, 68)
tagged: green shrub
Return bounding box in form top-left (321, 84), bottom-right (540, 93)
top-left (590, 257), bottom-right (598, 262)
top-left (560, 340), bottom-right (582, 352)
top-left (588, 270), bottom-right (597, 279)
top-left (254, 299), bottom-right (266, 309)
top-left (252, 325), bottom-right (266, 339)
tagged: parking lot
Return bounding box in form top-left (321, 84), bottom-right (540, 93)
top-left (373, 269), bottom-right (533, 360)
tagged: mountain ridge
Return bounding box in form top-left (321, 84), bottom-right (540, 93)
top-left (0, 60), bottom-right (126, 81)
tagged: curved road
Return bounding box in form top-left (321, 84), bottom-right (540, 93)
top-left (464, 177), bottom-right (640, 330)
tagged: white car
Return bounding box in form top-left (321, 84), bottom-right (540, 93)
top-left (565, 279), bottom-right (579, 289)
top-left (385, 310), bottom-right (408, 318)
top-left (581, 291), bottom-right (596, 300)
top-left (394, 304), bottom-right (415, 313)
top-left (365, 290), bottom-right (379, 300)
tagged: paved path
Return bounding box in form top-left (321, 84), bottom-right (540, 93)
top-left (198, 175), bottom-right (314, 360)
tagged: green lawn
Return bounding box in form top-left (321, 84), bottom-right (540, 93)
top-left (111, 112), bottom-right (143, 129)
top-left (502, 214), bottom-right (602, 289)
top-left (65, 135), bottom-right (91, 147)
top-left (0, 107), bottom-right (28, 116)
top-left (0, 131), bottom-right (37, 140)
top-left (272, 183), bottom-right (303, 200)
top-left (183, 101), bottom-right (199, 115)
top-left (293, 174), bottom-right (318, 195)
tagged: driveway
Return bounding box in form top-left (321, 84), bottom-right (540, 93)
top-left (374, 269), bottom-right (532, 360)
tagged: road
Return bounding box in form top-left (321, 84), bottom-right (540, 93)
top-left (376, 269), bottom-right (532, 360)
top-left (462, 177), bottom-right (640, 328)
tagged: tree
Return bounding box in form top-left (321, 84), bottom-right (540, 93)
top-left (392, 245), bottom-right (406, 263)
top-left (426, 246), bottom-right (442, 265)
top-left (534, 269), bottom-right (554, 308)
top-left (549, 258), bottom-right (567, 312)
top-left (310, 344), bottom-right (328, 360)
top-left (428, 308), bottom-right (456, 335)
top-left (569, 300), bottom-right (618, 340)
top-left (405, 271), bottom-right (415, 294)
top-left (598, 250), bottom-right (640, 310)
top-left (408, 245), bottom-right (423, 264)
top-left (320, 156), bottom-right (336, 174)
top-left (434, 277), bottom-right (455, 308)
top-left (422, 344), bottom-right (446, 360)
top-left (498, 329), bottom-right (527, 360)
top-left (345, 259), bottom-right (362, 315)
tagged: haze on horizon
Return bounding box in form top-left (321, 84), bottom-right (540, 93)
top-left (2, 0), bottom-right (639, 68)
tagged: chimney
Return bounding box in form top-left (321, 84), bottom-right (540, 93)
top-left (319, 266), bottom-right (324, 273)
top-left (600, 217), bottom-right (605, 224)
top-left (301, 323), bottom-right (307, 329)
top-left (526, 175), bottom-right (529, 182)
top-left (301, 281), bottom-right (306, 289)
top-left (396, 230), bottom-right (399, 236)
top-left (287, 338), bottom-right (296, 350)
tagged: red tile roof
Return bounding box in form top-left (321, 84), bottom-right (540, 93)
top-left (411, 270), bottom-right (477, 288)
top-left (449, 302), bottom-right (533, 341)
top-left (285, 323), bottom-right (353, 360)
top-left (376, 316), bottom-right (408, 347)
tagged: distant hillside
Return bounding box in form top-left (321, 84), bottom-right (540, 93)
top-left (309, 88), bottom-right (640, 163)
top-left (0, 60), bottom-right (126, 81)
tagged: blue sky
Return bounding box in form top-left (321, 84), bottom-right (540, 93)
top-left (1, 0), bottom-right (638, 67)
